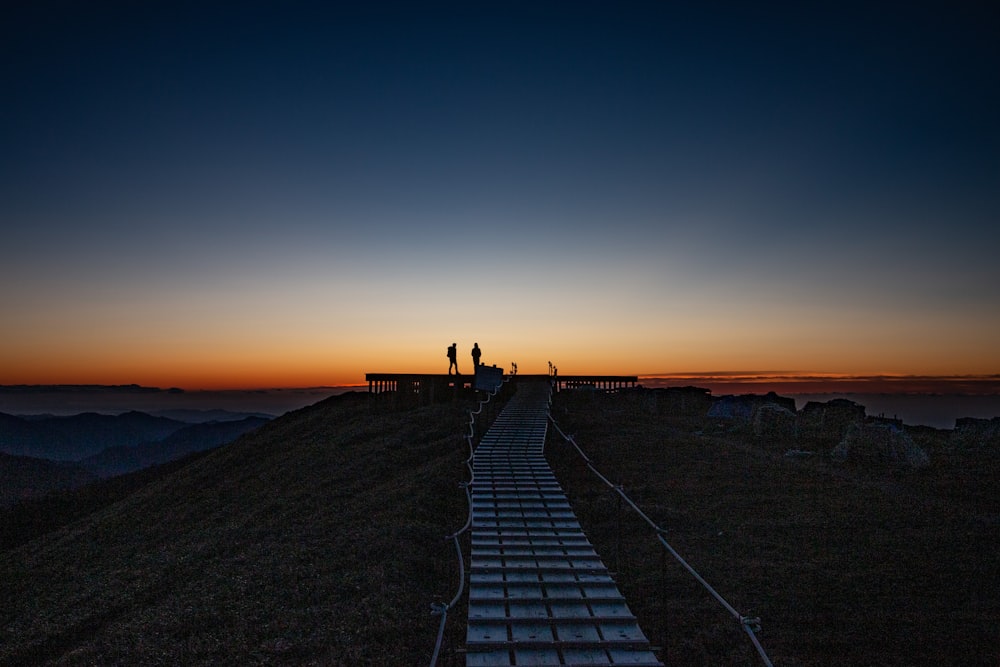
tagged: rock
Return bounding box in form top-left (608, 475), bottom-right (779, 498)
top-left (950, 417), bottom-right (1000, 449)
top-left (832, 422), bottom-right (930, 468)
top-left (754, 403), bottom-right (797, 439)
top-left (798, 398), bottom-right (866, 444)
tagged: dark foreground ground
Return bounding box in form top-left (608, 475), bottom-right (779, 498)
top-left (546, 389), bottom-right (1000, 666)
top-left (1, 387), bottom-right (997, 665)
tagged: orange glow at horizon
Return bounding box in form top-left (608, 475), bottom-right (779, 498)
top-left (3, 284), bottom-right (998, 391)
top-left (2, 2), bottom-right (999, 419)
top-left (5, 343), bottom-right (1000, 393)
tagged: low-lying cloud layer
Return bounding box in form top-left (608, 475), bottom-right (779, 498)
top-left (0, 385), bottom-right (362, 417)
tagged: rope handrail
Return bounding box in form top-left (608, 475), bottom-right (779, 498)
top-left (428, 367), bottom-right (515, 667)
top-left (548, 415), bottom-right (775, 667)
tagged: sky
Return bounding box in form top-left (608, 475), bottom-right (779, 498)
top-left (2, 1), bottom-right (998, 391)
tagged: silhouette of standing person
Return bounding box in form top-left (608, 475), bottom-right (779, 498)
top-left (471, 342), bottom-right (482, 369)
top-left (447, 343), bottom-right (459, 375)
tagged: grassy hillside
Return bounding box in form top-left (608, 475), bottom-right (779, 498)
top-left (0, 392), bottom-right (471, 666)
top-left (1, 450), bottom-right (215, 553)
top-left (546, 389), bottom-right (999, 667)
top-left (5, 385), bottom-right (995, 666)
top-left (0, 453), bottom-right (96, 509)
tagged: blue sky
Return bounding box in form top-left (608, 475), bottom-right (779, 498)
top-left (2, 1), bottom-right (998, 387)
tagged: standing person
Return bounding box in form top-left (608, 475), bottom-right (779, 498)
top-left (471, 342), bottom-right (482, 369)
top-left (447, 343), bottom-right (459, 375)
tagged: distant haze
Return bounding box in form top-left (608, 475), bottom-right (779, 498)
top-left (4, 379), bottom-right (1000, 429)
top-left (0, 385), bottom-right (360, 418)
top-left (639, 372), bottom-right (1000, 396)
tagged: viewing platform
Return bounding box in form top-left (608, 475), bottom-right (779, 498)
top-left (365, 372), bottom-right (638, 399)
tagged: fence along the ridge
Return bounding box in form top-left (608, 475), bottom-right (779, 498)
top-left (429, 367), bottom-right (515, 667)
top-left (547, 416), bottom-right (775, 667)
top-left (462, 380), bottom-right (661, 667)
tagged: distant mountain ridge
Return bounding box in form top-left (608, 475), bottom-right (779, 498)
top-left (0, 383), bottom-right (351, 418)
top-left (79, 416), bottom-right (270, 478)
top-left (0, 411), bottom-right (272, 462)
top-left (0, 411), bottom-right (271, 505)
top-left (147, 408), bottom-right (275, 423)
top-left (0, 411), bottom-right (187, 461)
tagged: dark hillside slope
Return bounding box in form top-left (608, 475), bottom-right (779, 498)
top-left (0, 393), bottom-right (470, 666)
top-left (0, 450), bottom-right (214, 553)
top-left (546, 389), bottom-right (1000, 667)
top-left (80, 416), bottom-right (271, 478)
top-left (0, 453), bottom-right (96, 508)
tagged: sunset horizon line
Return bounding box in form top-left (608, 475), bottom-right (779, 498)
top-left (4, 372), bottom-right (1000, 395)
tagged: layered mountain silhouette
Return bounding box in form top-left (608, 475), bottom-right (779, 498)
top-left (0, 411), bottom-right (271, 506)
top-left (1, 411), bottom-right (188, 461)
top-left (78, 416), bottom-right (270, 478)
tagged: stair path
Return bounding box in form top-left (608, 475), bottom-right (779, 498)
top-left (466, 381), bottom-right (662, 667)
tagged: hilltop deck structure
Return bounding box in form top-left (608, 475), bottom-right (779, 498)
top-left (365, 372), bottom-right (638, 402)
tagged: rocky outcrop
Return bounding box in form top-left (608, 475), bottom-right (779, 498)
top-left (798, 398), bottom-right (866, 445)
top-left (832, 422), bottom-right (930, 468)
top-left (754, 402), bottom-right (797, 440)
top-left (950, 416), bottom-right (1000, 449)
top-left (648, 386), bottom-right (714, 417)
top-left (707, 392), bottom-right (796, 422)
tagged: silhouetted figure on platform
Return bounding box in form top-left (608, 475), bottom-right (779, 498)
top-left (447, 343), bottom-right (459, 375)
top-left (471, 342), bottom-right (482, 369)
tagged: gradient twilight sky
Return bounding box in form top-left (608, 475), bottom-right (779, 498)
top-left (2, 2), bottom-right (998, 389)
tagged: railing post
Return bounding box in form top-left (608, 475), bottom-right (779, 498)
top-left (615, 486), bottom-right (622, 575)
top-left (661, 543), bottom-right (669, 662)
